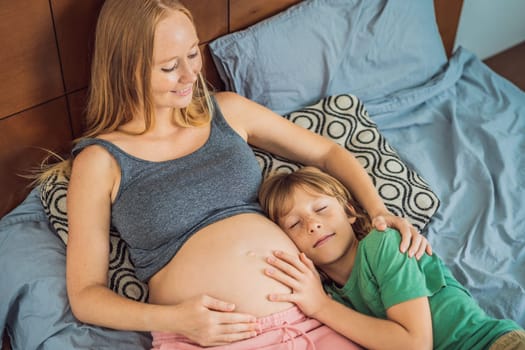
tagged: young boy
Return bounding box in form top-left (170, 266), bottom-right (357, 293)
top-left (258, 166), bottom-right (525, 350)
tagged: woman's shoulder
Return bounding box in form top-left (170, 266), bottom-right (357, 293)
top-left (213, 91), bottom-right (252, 115)
top-left (72, 139), bottom-right (118, 177)
top-left (70, 141), bottom-right (120, 198)
top-left (74, 143), bottom-right (113, 167)
top-left (213, 91), bottom-right (261, 113)
top-left (73, 138), bottom-right (114, 160)
top-left (212, 92), bottom-right (257, 138)
top-left (213, 90), bottom-right (241, 102)
top-left (213, 91), bottom-right (238, 109)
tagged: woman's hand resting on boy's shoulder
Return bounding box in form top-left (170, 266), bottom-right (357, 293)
top-left (372, 214), bottom-right (432, 260)
top-left (265, 251), bottom-right (331, 318)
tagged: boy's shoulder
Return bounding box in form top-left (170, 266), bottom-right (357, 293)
top-left (359, 228), bottom-right (403, 261)
top-left (362, 227), bottom-right (402, 246)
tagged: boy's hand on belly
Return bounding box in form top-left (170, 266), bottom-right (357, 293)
top-left (170, 294), bottom-right (259, 346)
top-left (265, 251), bottom-right (330, 318)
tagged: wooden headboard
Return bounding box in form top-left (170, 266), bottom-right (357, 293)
top-left (0, 0), bottom-right (463, 219)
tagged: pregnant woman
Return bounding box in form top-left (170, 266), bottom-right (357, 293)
top-left (44, 0), bottom-right (427, 348)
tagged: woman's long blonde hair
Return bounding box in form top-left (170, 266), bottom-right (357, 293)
top-left (39, 0), bottom-right (213, 180)
top-left (259, 166), bottom-right (373, 240)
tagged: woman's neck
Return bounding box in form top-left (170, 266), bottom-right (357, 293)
top-left (119, 107), bottom-right (182, 136)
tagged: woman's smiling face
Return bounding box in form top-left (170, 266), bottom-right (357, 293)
top-left (151, 10), bottom-right (202, 111)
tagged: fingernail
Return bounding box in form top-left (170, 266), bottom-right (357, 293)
top-left (267, 256), bottom-right (275, 263)
top-left (266, 268), bottom-right (275, 275)
top-left (274, 250), bottom-right (282, 256)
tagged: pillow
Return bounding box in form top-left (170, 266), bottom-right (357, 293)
top-left (40, 173), bottom-right (149, 302)
top-left (39, 94), bottom-right (439, 302)
top-left (209, 0), bottom-right (447, 115)
top-left (254, 94), bottom-right (440, 231)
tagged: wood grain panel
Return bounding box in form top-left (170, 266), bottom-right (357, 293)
top-left (51, 0), bottom-right (104, 92)
top-left (67, 89), bottom-right (88, 138)
top-left (484, 41), bottom-right (525, 92)
top-left (230, 0), bottom-right (301, 32)
top-left (1, 334), bottom-right (9, 350)
top-left (0, 0), bottom-right (63, 119)
top-left (201, 44), bottom-right (224, 91)
top-left (434, 0), bottom-right (464, 57)
top-left (0, 98), bottom-right (72, 218)
top-left (181, 0), bottom-right (228, 43)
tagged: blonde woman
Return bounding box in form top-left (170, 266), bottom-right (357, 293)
top-left (47, 0), bottom-right (428, 348)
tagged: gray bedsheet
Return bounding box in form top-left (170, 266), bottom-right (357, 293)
top-left (368, 47), bottom-right (525, 326)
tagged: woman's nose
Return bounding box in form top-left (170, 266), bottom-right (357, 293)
top-left (179, 61), bottom-right (197, 83)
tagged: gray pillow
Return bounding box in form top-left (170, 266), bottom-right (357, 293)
top-left (210, 0), bottom-right (447, 115)
top-left (40, 174), bottom-right (149, 302)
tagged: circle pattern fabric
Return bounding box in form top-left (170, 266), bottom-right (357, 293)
top-left (253, 93), bottom-right (440, 230)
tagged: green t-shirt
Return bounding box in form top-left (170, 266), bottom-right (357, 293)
top-left (324, 228), bottom-right (521, 350)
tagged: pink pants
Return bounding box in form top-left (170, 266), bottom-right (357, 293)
top-left (151, 306), bottom-right (362, 350)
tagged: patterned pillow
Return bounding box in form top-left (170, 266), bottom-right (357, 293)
top-left (39, 93), bottom-right (439, 302)
top-left (40, 172), bottom-right (148, 302)
top-left (254, 93), bottom-right (440, 231)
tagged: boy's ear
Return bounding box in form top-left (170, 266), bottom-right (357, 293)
top-left (345, 204), bottom-right (357, 224)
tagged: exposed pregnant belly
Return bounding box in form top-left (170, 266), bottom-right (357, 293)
top-left (148, 213), bottom-right (299, 317)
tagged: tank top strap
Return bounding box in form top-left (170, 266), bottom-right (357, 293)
top-left (71, 138), bottom-right (141, 194)
top-left (209, 94), bottom-right (236, 135)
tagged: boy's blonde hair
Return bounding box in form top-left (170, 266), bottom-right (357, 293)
top-left (259, 166), bottom-right (372, 240)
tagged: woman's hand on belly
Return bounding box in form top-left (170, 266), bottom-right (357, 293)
top-left (166, 294), bottom-right (259, 346)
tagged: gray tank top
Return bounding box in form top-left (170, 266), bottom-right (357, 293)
top-left (72, 97), bottom-right (264, 281)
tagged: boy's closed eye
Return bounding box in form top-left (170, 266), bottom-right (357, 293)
top-left (288, 218), bottom-right (300, 230)
top-left (316, 206), bottom-right (327, 212)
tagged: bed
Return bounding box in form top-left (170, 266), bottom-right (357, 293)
top-left (1, 0), bottom-right (524, 349)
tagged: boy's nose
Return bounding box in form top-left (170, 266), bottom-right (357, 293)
top-left (308, 222), bottom-right (322, 233)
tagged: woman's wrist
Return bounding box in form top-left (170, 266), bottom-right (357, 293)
top-left (368, 207), bottom-right (391, 221)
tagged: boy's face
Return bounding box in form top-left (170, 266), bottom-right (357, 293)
top-left (278, 187), bottom-right (357, 267)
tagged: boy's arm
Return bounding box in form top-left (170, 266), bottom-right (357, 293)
top-left (314, 296), bottom-right (433, 350)
top-left (265, 251), bottom-right (433, 350)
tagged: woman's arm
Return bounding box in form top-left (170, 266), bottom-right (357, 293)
top-left (218, 92), bottom-right (429, 257)
top-left (67, 146), bottom-right (257, 346)
top-left (265, 251), bottom-right (433, 350)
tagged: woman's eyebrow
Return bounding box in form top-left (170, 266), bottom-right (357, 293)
top-left (156, 41), bottom-right (200, 64)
